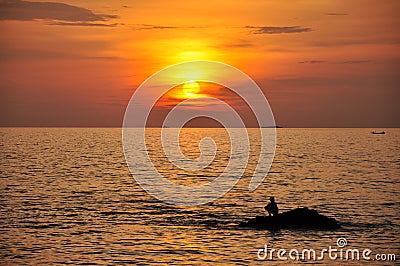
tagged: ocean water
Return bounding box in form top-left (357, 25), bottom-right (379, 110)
top-left (0, 128), bottom-right (399, 265)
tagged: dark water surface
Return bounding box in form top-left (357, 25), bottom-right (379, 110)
top-left (0, 128), bottom-right (399, 265)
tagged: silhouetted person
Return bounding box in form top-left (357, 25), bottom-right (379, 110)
top-left (265, 196), bottom-right (279, 216)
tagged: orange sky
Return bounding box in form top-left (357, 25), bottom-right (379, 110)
top-left (0, 0), bottom-right (399, 127)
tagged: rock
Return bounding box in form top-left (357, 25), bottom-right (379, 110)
top-left (239, 207), bottom-right (340, 230)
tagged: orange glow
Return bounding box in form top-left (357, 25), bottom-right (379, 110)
top-left (0, 1), bottom-right (398, 127)
top-left (182, 81), bottom-right (200, 98)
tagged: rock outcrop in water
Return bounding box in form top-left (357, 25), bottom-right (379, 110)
top-left (239, 207), bottom-right (340, 230)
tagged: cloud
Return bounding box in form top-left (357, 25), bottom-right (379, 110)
top-left (226, 42), bottom-right (254, 48)
top-left (133, 24), bottom-right (205, 30)
top-left (245, 26), bottom-right (312, 34)
top-left (217, 40), bottom-right (254, 49)
top-left (298, 60), bottom-right (371, 64)
top-left (48, 21), bottom-right (119, 27)
top-left (298, 60), bottom-right (371, 65)
top-left (334, 60), bottom-right (371, 64)
top-left (298, 60), bottom-right (325, 64)
top-left (0, 0), bottom-right (117, 22)
top-left (326, 13), bottom-right (348, 16)
top-left (133, 24), bottom-right (177, 30)
top-left (139, 24), bottom-right (178, 29)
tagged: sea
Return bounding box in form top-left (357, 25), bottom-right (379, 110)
top-left (0, 128), bottom-right (399, 265)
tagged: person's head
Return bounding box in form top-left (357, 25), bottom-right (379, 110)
top-left (269, 196), bottom-right (275, 202)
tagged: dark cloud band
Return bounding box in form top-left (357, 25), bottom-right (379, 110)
top-left (245, 26), bottom-right (312, 34)
top-left (0, 0), bottom-right (117, 22)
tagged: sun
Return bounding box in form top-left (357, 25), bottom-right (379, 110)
top-left (182, 81), bottom-right (200, 98)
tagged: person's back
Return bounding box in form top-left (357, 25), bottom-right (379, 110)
top-left (265, 196), bottom-right (279, 216)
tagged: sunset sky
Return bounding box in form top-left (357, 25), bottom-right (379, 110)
top-left (0, 0), bottom-right (399, 127)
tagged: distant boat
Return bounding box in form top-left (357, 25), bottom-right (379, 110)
top-left (372, 131), bottom-right (385, 134)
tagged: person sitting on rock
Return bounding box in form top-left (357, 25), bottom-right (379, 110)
top-left (265, 196), bottom-right (279, 216)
